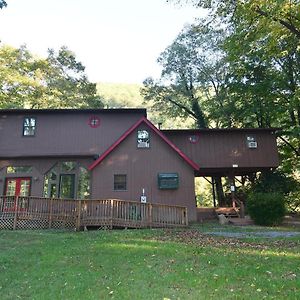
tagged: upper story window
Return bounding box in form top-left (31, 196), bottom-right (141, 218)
top-left (188, 134), bottom-right (200, 144)
top-left (246, 136), bottom-right (257, 149)
top-left (137, 130), bottom-right (150, 148)
top-left (88, 116), bottom-right (100, 128)
top-left (23, 117), bottom-right (36, 136)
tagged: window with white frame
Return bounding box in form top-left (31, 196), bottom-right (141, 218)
top-left (137, 130), bottom-right (150, 148)
top-left (23, 117), bottom-right (36, 136)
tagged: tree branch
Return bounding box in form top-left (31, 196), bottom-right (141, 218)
top-left (278, 135), bottom-right (300, 156)
top-left (165, 96), bottom-right (198, 120)
top-left (255, 6), bottom-right (300, 39)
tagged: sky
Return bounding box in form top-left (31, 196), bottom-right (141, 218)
top-left (0, 0), bottom-right (202, 84)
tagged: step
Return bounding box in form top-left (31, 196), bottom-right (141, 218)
top-left (228, 218), bottom-right (254, 226)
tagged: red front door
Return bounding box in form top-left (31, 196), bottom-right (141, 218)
top-left (4, 178), bottom-right (31, 211)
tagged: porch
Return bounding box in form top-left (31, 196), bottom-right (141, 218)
top-left (0, 196), bottom-right (188, 230)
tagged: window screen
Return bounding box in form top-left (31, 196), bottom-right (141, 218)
top-left (114, 174), bottom-right (127, 191)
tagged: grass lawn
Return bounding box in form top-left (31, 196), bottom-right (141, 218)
top-left (0, 224), bottom-right (299, 299)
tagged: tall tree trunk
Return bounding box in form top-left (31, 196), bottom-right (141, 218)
top-left (214, 176), bottom-right (226, 206)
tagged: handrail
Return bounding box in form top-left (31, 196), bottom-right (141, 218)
top-left (232, 197), bottom-right (245, 218)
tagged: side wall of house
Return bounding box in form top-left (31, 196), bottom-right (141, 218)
top-left (91, 125), bottom-right (197, 221)
top-left (0, 111), bottom-right (144, 157)
top-left (164, 130), bottom-right (279, 169)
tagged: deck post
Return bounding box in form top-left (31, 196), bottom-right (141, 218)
top-left (13, 196), bottom-right (19, 230)
top-left (148, 203), bottom-right (152, 228)
top-left (48, 197), bottom-right (53, 229)
top-left (76, 200), bottom-right (82, 231)
top-left (211, 177), bottom-right (217, 207)
top-left (184, 207), bottom-right (188, 226)
top-left (110, 199), bottom-right (113, 229)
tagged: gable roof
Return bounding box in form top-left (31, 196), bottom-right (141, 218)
top-left (88, 117), bottom-right (199, 171)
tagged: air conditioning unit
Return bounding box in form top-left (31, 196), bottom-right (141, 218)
top-left (248, 141), bottom-right (257, 148)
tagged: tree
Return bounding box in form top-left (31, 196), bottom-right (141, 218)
top-left (166, 0), bottom-right (300, 173)
top-left (0, 0), bottom-right (7, 9)
top-left (0, 44), bottom-right (103, 109)
top-left (220, 1), bottom-right (300, 172)
top-left (142, 21), bottom-right (231, 205)
top-left (168, 1), bottom-right (300, 39)
top-left (141, 21), bottom-right (228, 129)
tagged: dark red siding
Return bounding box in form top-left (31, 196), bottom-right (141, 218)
top-left (0, 110), bottom-right (145, 158)
top-left (92, 124), bottom-right (197, 221)
top-left (163, 129), bottom-right (279, 175)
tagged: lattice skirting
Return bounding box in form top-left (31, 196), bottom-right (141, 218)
top-left (0, 217), bottom-right (76, 230)
top-left (17, 219), bottom-right (49, 230)
top-left (51, 219), bottom-right (76, 229)
top-left (0, 218), bottom-right (14, 229)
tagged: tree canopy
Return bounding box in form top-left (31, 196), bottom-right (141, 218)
top-left (143, 0), bottom-right (300, 173)
top-left (0, 44), bottom-right (103, 109)
top-left (141, 22), bottom-right (229, 129)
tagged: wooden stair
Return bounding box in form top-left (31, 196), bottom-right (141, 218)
top-left (215, 207), bottom-right (240, 218)
top-left (228, 217), bottom-right (254, 226)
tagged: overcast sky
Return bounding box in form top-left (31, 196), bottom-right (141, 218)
top-left (0, 0), bottom-right (201, 83)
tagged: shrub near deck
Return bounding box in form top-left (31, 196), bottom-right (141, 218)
top-left (0, 228), bottom-right (299, 299)
top-left (247, 192), bottom-right (286, 226)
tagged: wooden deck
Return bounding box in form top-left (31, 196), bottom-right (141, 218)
top-left (0, 196), bottom-right (188, 230)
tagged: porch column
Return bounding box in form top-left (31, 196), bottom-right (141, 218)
top-left (228, 173), bottom-right (236, 208)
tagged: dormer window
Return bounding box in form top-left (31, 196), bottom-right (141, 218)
top-left (23, 117), bottom-right (36, 136)
top-left (137, 130), bottom-right (150, 148)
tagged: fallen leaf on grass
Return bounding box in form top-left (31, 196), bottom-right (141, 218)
top-left (155, 229), bottom-right (300, 250)
top-left (282, 272), bottom-right (297, 280)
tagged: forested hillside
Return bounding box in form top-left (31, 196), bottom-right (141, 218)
top-left (97, 82), bottom-right (195, 129)
top-left (97, 83), bottom-right (144, 108)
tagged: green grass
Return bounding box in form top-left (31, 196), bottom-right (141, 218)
top-left (0, 225), bottom-right (299, 299)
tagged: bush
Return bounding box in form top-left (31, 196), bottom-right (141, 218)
top-left (247, 170), bottom-right (300, 214)
top-left (247, 192), bottom-right (286, 226)
top-left (285, 190), bottom-right (300, 213)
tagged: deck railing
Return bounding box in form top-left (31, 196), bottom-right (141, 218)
top-left (0, 196), bottom-right (188, 230)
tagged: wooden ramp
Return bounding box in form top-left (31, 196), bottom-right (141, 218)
top-left (0, 196), bottom-right (188, 230)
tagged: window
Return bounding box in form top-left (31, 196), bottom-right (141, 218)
top-left (88, 116), bottom-right (101, 128)
top-left (78, 167), bottom-right (91, 199)
top-left (44, 171), bottom-right (58, 198)
top-left (114, 174), bottom-right (127, 191)
top-left (23, 117), bottom-right (36, 136)
top-left (59, 174), bottom-right (75, 199)
top-left (188, 134), bottom-right (200, 144)
top-left (246, 136), bottom-right (257, 148)
top-left (158, 173), bottom-right (179, 189)
top-left (43, 162), bottom-right (90, 199)
top-left (61, 161), bottom-right (77, 172)
top-left (137, 130), bottom-right (150, 148)
top-left (6, 166), bottom-right (33, 174)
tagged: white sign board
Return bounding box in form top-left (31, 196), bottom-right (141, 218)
top-left (140, 196), bottom-right (147, 203)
